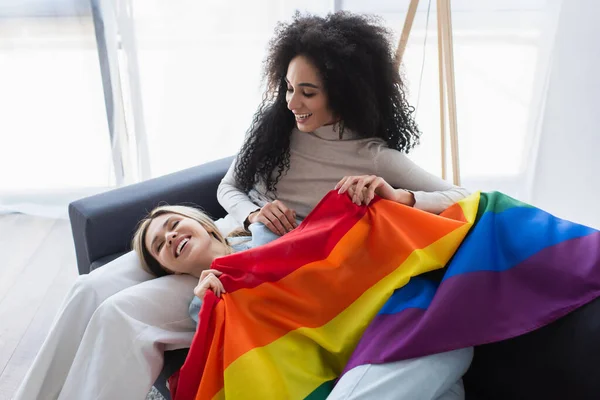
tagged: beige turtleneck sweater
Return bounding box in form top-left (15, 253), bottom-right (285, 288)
top-left (218, 125), bottom-right (469, 226)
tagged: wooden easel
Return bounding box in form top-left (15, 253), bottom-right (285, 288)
top-left (395, 0), bottom-right (461, 185)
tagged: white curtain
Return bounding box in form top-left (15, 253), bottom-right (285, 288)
top-left (0, 0), bottom-right (113, 218)
top-left (7, 0), bottom-right (594, 224)
top-left (526, 0), bottom-right (600, 229)
top-left (117, 0), bottom-right (334, 179)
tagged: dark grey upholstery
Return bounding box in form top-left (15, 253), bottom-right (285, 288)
top-left (68, 156), bottom-right (233, 399)
top-left (69, 156), bottom-right (234, 275)
top-left (464, 296), bottom-right (600, 400)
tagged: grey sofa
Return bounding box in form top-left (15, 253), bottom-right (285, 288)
top-left (68, 156), bottom-right (600, 400)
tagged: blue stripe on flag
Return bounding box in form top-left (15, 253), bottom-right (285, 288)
top-left (378, 277), bottom-right (438, 315)
top-left (444, 206), bottom-right (595, 280)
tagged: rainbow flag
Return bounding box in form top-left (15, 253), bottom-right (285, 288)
top-left (170, 191), bottom-right (600, 400)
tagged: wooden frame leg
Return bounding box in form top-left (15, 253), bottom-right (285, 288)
top-left (437, 0), bottom-right (447, 180)
top-left (395, 0), bottom-right (421, 70)
top-left (396, 0), bottom-right (461, 185)
top-left (440, 0), bottom-right (461, 185)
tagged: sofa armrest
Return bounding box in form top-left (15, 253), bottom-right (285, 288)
top-left (69, 156), bottom-right (234, 275)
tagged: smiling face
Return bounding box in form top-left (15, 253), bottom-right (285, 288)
top-left (285, 55), bottom-right (337, 132)
top-left (143, 213), bottom-right (223, 277)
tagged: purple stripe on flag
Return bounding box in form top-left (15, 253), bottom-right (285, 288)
top-left (343, 231), bottom-right (600, 375)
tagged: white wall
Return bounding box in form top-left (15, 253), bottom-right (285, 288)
top-left (530, 0), bottom-right (600, 229)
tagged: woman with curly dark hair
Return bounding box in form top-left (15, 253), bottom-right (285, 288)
top-left (217, 11), bottom-right (473, 400)
top-left (219, 12), bottom-right (468, 236)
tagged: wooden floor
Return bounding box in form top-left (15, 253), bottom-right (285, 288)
top-left (0, 214), bottom-right (78, 400)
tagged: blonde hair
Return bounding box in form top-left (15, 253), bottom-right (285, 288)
top-left (132, 205), bottom-right (233, 277)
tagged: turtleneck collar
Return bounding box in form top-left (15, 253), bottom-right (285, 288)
top-left (306, 123), bottom-right (360, 141)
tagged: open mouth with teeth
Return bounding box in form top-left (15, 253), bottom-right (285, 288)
top-left (175, 236), bottom-right (190, 258)
top-left (295, 113), bottom-right (313, 123)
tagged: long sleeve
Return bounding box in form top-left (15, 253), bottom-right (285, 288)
top-left (374, 147), bottom-right (470, 214)
top-left (189, 296), bottom-right (202, 326)
top-left (217, 160), bottom-right (262, 226)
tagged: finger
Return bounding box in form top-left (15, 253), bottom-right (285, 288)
top-left (258, 204), bottom-right (281, 235)
top-left (200, 269), bottom-right (217, 280)
top-left (369, 177), bottom-right (387, 204)
top-left (354, 176), bottom-right (375, 205)
top-left (362, 177), bottom-right (385, 205)
top-left (194, 283), bottom-right (207, 298)
top-left (338, 176), bottom-right (356, 194)
top-left (358, 187), bottom-right (369, 205)
top-left (366, 181), bottom-right (378, 205)
top-left (274, 201), bottom-right (297, 229)
top-left (272, 201), bottom-right (294, 229)
top-left (338, 176), bottom-right (361, 194)
top-left (263, 210), bottom-right (286, 236)
top-left (335, 176), bottom-right (348, 190)
top-left (347, 185), bottom-right (355, 201)
top-left (257, 214), bottom-right (281, 236)
top-left (202, 273), bottom-right (216, 288)
top-left (258, 202), bottom-right (273, 220)
top-left (373, 178), bottom-right (394, 200)
top-left (208, 276), bottom-right (220, 297)
top-left (214, 276), bottom-right (226, 296)
top-left (352, 183), bottom-right (362, 205)
top-left (201, 269), bottom-right (222, 279)
top-left (212, 275), bottom-right (225, 293)
top-left (272, 206), bottom-right (294, 232)
top-left (354, 187), bottom-right (368, 206)
top-left (288, 210), bottom-right (298, 228)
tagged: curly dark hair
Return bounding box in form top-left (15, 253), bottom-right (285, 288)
top-left (235, 11), bottom-right (421, 193)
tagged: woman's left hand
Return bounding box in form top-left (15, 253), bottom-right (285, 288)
top-left (335, 175), bottom-right (415, 206)
top-left (194, 269), bottom-right (226, 299)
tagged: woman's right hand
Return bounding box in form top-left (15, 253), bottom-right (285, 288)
top-left (247, 200), bottom-right (298, 236)
top-left (194, 269), bottom-right (226, 299)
